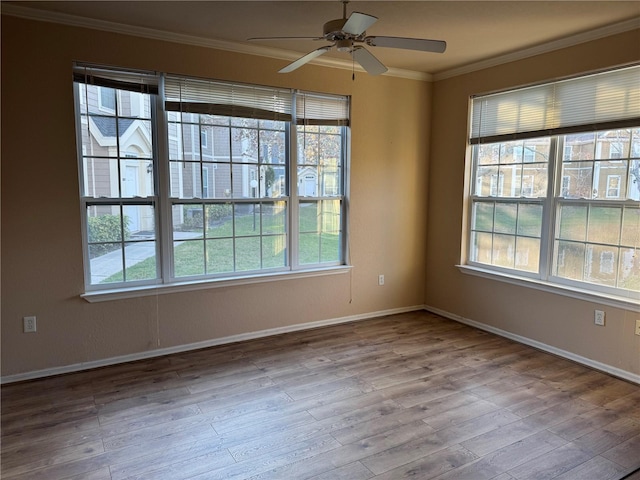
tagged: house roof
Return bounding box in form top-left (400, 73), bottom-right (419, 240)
top-left (92, 117), bottom-right (135, 138)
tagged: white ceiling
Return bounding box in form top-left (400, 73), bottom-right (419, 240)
top-left (3, 1), bottom-right (640, 79)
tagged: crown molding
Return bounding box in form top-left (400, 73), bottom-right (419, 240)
top-left (0, 4), bottom-right (431, 82)
top-left (3, 4), bottom-right (638, 83)
top-left (432, 16), bottom-right (640, 81)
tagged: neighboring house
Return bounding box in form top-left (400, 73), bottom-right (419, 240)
top-left (475, 132), bottom-right (639, 200)
top-left (82, 86), bottom-right (291, 231)
top-left (80, 87), bottom-right (155, 233)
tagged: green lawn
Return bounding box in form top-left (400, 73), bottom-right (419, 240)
top-left (104, 203), bottom-right (341, 283)
top-left (472, 200), bottom-right (640, 291)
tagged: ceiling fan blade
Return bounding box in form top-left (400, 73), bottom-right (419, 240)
top-left (352, 47), bottom-right (387, 76)
top-left (343, 12), bottom-right (378, 36)
top-left (279, 46), bottom-right (333, 73)
top-left (366, 36), bottom-right (447, 53)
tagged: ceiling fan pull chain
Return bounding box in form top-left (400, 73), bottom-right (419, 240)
top-left (352, 52), bottom-right (355, 81)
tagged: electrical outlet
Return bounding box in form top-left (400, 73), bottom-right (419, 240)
top-left (23, 316), bottom-right (37, 333)
top-left (635, 319), bottom-right (640, 336)
top-left (378, 274), bottom-right (385, 286)
top-left (594, 310), bottom-right (605, 326)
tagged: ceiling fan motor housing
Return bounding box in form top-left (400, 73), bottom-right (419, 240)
top-left (324, 18), bottom-right (356, 41)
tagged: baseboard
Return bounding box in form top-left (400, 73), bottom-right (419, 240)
top-left (425, 305), bottom-right (640, 385)
top-left (7, 304), bottom-right (636, 385)
top-left (0, 305), bottom-right (425, 384)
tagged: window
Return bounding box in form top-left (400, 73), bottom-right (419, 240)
top-left (98, 87), bottom-right (116, 112)
top-left (74, 66), bottom-right (349, 293)
top-left (467, 65), bottom-right (640, 298)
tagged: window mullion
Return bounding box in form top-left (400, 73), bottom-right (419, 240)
top-left (341, 126), bottom-right (351, 265)
top-left (156, 75), bottom-right (174, 284)
top-left (289, 115), bottom-right (300, 270)
top-left (539, 136), bottom-right (560, 281)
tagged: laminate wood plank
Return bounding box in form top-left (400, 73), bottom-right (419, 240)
top-left (506, 443), bottom-right (593, 480)
top-left (446, 366), bottom-right (517, 392)
top-left (601, 434), bottom-right (640, 469)
top-left (306, 391), bottom-right (390, 420)
top-left (603, 391), bottom-right (640, 420)
top-left (460, 418), bottom-right (544, 457)
top-left (0, 440), bottom-right (105, 478)
top-left (186, 373), bottom-right (275, 396)
top-left (552, 456), bottom-right (628, 480)
top-left (496, 389), bottom-right (576, 418)
top-left (282, 376), bottom-right (374, 401)
top-left (0, 416), bottom-right (101, 455)
top-left (211, 406), bottom-right (316, 435)
top-left (102, 417), bottom-right (217, 451)
top-left (1, 399), bottom-right (98, 437)
top-left (2, 311), bottom-right (639, 480)
top-left (371, 444), bottom-right (478, 480)
top-left (307, 461), bottom-right (374, 480)
top-left (572, 418), bottom-right (640, 456)
top-left (66, 467), bottom-right (113, 480)
top-left (344, 419), bottom-right (441, 475)
top-left (519, 398), bottom-right (597, 429)
top-left (423, 398), bottom-right (501, 431)
top-left (579, 379), bottom-right (640, 407)
top-left (184, 434), bottom-right (341, 480)
top-left (108, 435), bottom-right (236, 480)
top-left (548, 406), bottom-right (623, 441)
top-left (91, 371), bottom-right (184, 405)
top-left (433, 408), bottom-right (522, 446)
top-left (98, 403), bottom-right (202, 438)
top-left (96, 386), bottom-right (191, 420)
top-left (492, 474), bottom-right (518, 480)
top-left (223, 400), bottom-right (404, 463)
top-left (0, 428), bottom-right (105, 469)
top-left (392, 381), bottom-right (469, 409)
top-left (360, 413), bottom-right (495, 476)
top-left (2, 423), bottom-right (213, 480)
top-left (433, 430), bottom-right (567, 480)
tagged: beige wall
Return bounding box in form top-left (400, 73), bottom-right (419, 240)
top-left (2, 14), bottom-right (638, 381)
top-left (426, 29), bottom-right (640, 376)
top-left (1, 16), bottom-right (430, 377)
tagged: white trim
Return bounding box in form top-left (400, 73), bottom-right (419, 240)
top-left (4, 4), bottom-right (638, 83)
top-left (458, 264), bottom-right (640, 312)
top-left (0, 304), bottom-right (424, 385)
top-left (82, 265), bottom-right (352, 303)
top-left (0, 4), bottom-right (429, 82)
top-left (425, 304), bottom-right (640, 385)
top-left (433, 17), bottom-right (640, 81)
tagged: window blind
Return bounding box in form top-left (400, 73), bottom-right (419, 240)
top-left (470, 64), bottom-right (640, 144)
top-left (164, 75), bottom-right (293, 121)
top-left (72, 64), bottom-right (159, 94)
top-left (296, 91), bottom-right (350, 126)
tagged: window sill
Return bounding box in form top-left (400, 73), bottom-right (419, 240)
top-left (82, 266), bottom-right (352, 303)
top-left (457, 264), bottom-right (640, 312)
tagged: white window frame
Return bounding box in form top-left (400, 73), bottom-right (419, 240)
top-left (74, 65), bottom-right (351, 301)
top-left (606, 175), bottom-right (621, 198)
top-left (98, 86), bottom-right (116, 113)
top-left (463, 64), bottom-right (640, 310)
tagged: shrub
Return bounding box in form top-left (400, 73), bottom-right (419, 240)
top-left (87, 214), bottom-right (130, 258)
top-left (206, 204), bottom-right (232, 223)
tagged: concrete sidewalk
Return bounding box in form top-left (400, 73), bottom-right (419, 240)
top-left (90, 232), bottom-right (200, 284)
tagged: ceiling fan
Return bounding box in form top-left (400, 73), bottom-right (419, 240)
top-left (248, 1), bottom-right (446, 76)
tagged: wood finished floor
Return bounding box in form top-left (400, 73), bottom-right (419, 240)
top-left (2, 311), bottom-right (640, 480)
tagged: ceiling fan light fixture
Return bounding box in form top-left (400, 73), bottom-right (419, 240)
top-left (336, 39), bottom-right (352, 53)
